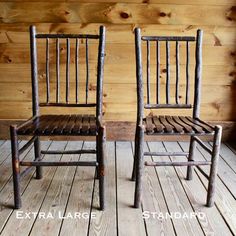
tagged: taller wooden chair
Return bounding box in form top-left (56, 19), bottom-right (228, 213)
top-left (10, 26), bottom-right (106, 210)
top-left (132, 28), bottom-right (222, 208)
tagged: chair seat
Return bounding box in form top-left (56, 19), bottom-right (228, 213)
top-left (143, 115), bottom-right (215, 135)
top-left (17, 115), bottom-right (97, 136)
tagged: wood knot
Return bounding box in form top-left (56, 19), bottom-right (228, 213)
top-left (162, 69), bottom-right (167, 73)
top-left (226, 6), bottom-right (236, 21)
top-left (213, 34), bottom-right (222, 46)
top-left (230, 51), bottom-right (236, 57)
top-left (3, 55), bottom-right (12, 63)
top-left (229, 71), bottom-right (236, 77)
top-left (212, 102), bottom-right (220, 112)
top-left (64, 10), bottom-right (70, 15)
top-left (159, 12), bottom-right (171, 17)
top-left (120, 12), bottom-right (130, 19)
top-left (89, 84), bottom-right (96, 91)
top-left (184, 25), bottom-right (194, 31)
top-left (142, 0), bottom-right (149, 3)
top-left (159, 12), bottom-right (166, 17)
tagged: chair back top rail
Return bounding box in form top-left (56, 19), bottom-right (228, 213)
top-left (142, 36), bottom-right (195, 41)
top-left (36, 34), bottom-right (99, 39)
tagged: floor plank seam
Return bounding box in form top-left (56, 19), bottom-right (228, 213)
top-left (146, 142), bottom-right (178, 236)
top-left (58, 141), bottom-right (84, 236)
top-left (28, 141), bottom-right (69, 236)
top-left (197, 145), bottom-right (236, 201)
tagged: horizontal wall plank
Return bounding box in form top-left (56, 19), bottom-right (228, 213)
top-left (0, 84), bottom-right (235, 121)
top-left (0, 23), bottom-right (235, 45)
top-left (0, 64), bottom-right (235, 86)
top-left (0, 3), bottom-right (235, 26)
top-left (0, 82), bottom-right (234, 103)
top-left (0, 1), bottom-right (235, 6)
top-left (0, 43), bottom-right (234, 66)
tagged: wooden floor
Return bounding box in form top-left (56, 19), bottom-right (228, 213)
top-left (0, 140), bottom-right (236, 236)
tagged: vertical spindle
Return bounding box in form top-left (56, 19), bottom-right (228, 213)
top-left (46, 38), bottom-right (50, 103)
top-left (75, 38), bottom-right (79, 103)
top-left (166, 41), bottom-right (170, 104)
top-left (85, 38), bottom-right (89, 104)
top-left (56, 38), bottom-right (60, 103)
top-left (186, 41), bottom-right (190, 104)
top-left (156, 41), bottom-right (160, 104)
top-left (147, 40), bottom-right (150, 104)
top-left (176, 41), bottom-right (180, 104)
top-left (66, 38), bottom-right (70, 103)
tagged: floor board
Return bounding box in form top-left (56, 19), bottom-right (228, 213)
top-left (0, 140), bottom-right (235, 236)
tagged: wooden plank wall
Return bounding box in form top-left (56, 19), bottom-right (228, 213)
top-left (0, 1), bottom-right (235, 124)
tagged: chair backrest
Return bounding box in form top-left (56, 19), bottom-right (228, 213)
top-left (30, 25), bottom-right (105, 121)
top-left (135, 28), bottom-right (203, 124)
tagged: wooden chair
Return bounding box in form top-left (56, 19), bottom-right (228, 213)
top-left (132, 28), bottom-right (222, 208)
top-left (10, 25), bottom-right (106, 210)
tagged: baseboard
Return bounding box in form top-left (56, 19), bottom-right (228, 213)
top-left (0, 119), bottom-right (235, 141)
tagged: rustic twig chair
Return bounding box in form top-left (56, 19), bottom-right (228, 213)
top-left (10, 25), bottom-right (106, 210)
top-left (132, 28), bottom-right (222, 208)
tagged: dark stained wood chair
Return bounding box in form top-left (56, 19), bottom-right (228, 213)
top-left (132, 28), bottom-right (222, 208)
top-left (10, 26), bottom-right (106, 210)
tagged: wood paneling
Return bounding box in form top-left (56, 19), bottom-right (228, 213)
top-left (0, 64), bottom-right (235, 85)
top-left (1, 24), bottom-right (236, 45)
top-left (0, 1), bottom-right (235, 124)
top-left (0, 0), bottom-right (235, 5)
top-left (0, 3), bottom-right (235, 26)
top-left (0, 43), bottom-right (234, 65)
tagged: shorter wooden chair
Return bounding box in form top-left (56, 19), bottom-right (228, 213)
top-left (10, 26), bottom-right (106, 210)
top-left (132, 28), bottom-right (222, 208)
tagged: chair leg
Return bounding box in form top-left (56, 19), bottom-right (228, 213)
top-left (10, 126), bottom-right (22, 209)
top-left (131, 129), bottom-right (138, 181)
top-left (97, 126), bottom-right (106, 210)
top-left (186, 136), bottom-right (196, 180)
top-left (206, 125), bottom-right (222, 207)
top-left (34, 136), bottom-right (42, 179)
top-left (134, 125), bottom-right (144, 208)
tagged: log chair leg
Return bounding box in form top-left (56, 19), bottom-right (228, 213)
top-left (10, 125), bottom-right (22, 209)
top-left (134, 125), bottom-right (144, 208)
top-left (34, 136), bottom-right (42, 179)
top-left (186, 136), bottom-right (196, 180)
top-left (98, 126), bottom-right (106, 210)
top-left (206, 125), bottom-right (222, 207)
top-left (131, 129), bottom-right (138, 181)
